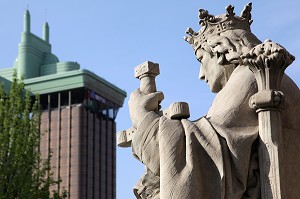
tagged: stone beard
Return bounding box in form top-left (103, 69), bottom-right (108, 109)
top-left (119, 3), bottom-right (300, 199)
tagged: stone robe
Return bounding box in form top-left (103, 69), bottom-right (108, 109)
top-left (131, 65), bottom-right (300, 199)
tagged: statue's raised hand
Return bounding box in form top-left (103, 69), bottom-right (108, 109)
top-left (129, 89), bottom-right (164, 128)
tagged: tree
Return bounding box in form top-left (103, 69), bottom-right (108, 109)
top-left (0, 73), bottom-right (67, 198)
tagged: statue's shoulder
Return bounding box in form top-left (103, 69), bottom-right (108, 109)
top-left (282, 73), bottom-right (300, 92)
top-left (229, 65), bottom-right (257, 89)
top-left (281, 73), bottom-right (300, 129)
top-left (213, 66), bottom-right (257, 105)
top-left (281, 74), bottom-right (300, 108)
top-left (207, 66), bottom-right (258, 122)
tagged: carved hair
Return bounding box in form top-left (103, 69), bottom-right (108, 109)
top-left (201, 29), bottom-right (261, 66)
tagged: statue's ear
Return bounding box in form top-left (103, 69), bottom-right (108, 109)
top-left (225, 49), bottom-right (242, 63)
top-left (207, 35), bottom-right (230, 54)
top-left (207, 34), bottom-right (242, 63)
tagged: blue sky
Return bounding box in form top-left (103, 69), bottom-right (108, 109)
top-left (0, 1), bottom-right (299, 198)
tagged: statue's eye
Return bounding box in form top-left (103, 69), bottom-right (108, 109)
top-left (197, 57), bottom-right (203, 63)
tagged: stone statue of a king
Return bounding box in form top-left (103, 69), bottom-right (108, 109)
top-left (118, 3), bottom-right (300, 199)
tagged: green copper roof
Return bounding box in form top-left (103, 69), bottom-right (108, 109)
top-left (24, 69), bottom-right (126, 107)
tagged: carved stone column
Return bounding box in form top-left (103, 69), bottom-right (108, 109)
top-left (242, 40), bottom-right (295, 199)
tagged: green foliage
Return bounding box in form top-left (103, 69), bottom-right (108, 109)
top-left (0, 72), bottom-right (67, 199)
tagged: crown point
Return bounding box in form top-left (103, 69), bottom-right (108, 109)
top-left (186, 27), bottom-right (195, 35)
top-left (198, 9), bottom-right (215, 22)
top-left (198, 9), bottom-right (208, 19)
top-left (226, 5), bottom-right (235, 17)
top-left (240, 2), bottom-right (252, 21)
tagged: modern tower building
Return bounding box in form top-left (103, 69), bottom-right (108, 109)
top-left (0, 10), bottom-right (126, 199)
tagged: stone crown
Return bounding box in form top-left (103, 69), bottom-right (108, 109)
top-left (184, 3), bottom-right (253, 52)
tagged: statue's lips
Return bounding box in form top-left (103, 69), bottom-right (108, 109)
top-left (229, 58), bottom-right (240, 64)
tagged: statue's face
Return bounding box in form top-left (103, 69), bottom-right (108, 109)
top-left (196, 48), bottom-right (228, 93)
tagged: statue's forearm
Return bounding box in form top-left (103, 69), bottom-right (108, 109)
top-left (132, 111), bottom-right (161, 175)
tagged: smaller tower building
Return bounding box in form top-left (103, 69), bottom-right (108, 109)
top-left (0, 10), bottom-right (126, 199)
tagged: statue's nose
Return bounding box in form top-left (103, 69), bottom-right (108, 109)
top-left (199, 66), bottom-right (205, 80)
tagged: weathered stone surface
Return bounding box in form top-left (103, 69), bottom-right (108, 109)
top-left (120, 3), bottom-right (300, 199)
